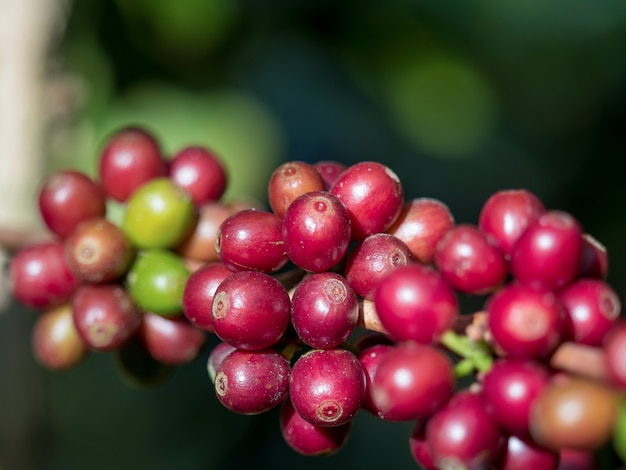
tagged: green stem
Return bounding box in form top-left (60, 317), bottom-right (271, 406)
top-left (440, 330), bottom-right (493, 377)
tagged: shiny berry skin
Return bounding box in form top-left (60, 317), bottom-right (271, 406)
top-left (371, 342), bottom-right (455, 422)
top-left (122, 178), bottom-right (196, 249)
top-left (31, 304), bottom-right (87, 370)
top-left (139, 312), bottom-right (206, 365)
top-left (312, 160), bottom-right (347, 190)
top-left (498, 435), bottom-right (560, 470)
top-left (357, 342), bottom-right (395, 416)
top-left (268, 160), bottom-right (325, 218)
top-left (482, 359), bottom-right (550, 436)
top-left (387, 197), bottom-right (454, 264)
top-left (214, 349), bottom-right (290, 415)
top-left (206, 341), bottom-right (237, 383)
top-left (10, 242), bottom-right (79, 309)
top-left (64, 218), bottom-right (134, 284)
top-left (330, 161), bottom-right (403, 240)
top-left (38, 170), bottom-right (107, 238)
top-left (510, 211), bottom-right (583, 291)
top-left (71, 284), bottom-right (142, 352)
top-left (344, 233), bottom-right (412, 300)
top-left (529, 377), bottom-right (619, 451)
top-left (289, 348), bottom-right (365, 427)
top-left (282, 191), bottom-right (351, 272)
top-left (215, 209), bottom-right (288, 273)
top-left (558, 278), bottom-right (620, 346)
top-left (434, 224), bottom-right (508, 295)
top-left (426, 391), bottom-right (503, 470)
top-left (373, 264), bottom-right (458, 344)
top-left (486, 283), bottom-right (564, 360)
top-left (98, 126), bottom-right (166, 202)
top-left (290, 272), bottom-right (358, 349)
top-left (280, 398), bottom-right (352, 456)
top-left (478, 189), bottom-right (545, 257)
top-left (126, 249), bottom-right (190, 316)
top-left (182, 262), bottom-right (232, 332)
top-left (211, 270), bottom-right (291, 350)
top-left (168, 145), bottom-right (227, 206)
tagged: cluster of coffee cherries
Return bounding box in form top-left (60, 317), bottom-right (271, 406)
top-left (8, 125), bottom-right (626, 468)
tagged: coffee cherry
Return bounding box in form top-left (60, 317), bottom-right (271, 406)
top-left (289, 348), bottom-right (365, 427)
top-left (330, 161), bottom-right (403, 240)
top-left (280, 398), bottom-right (352, 456)
top-left (312, 160), bottom-right (347, 190)
top-left (182, 262), bottom-right (232, 332)
top-left (282, 191), bottom-right (351, 272)
top-left (126, 249), bottom-right (190, 316)
top-left (98, 126), bottom-right (166, 202)
top-left (498, 435), bottom-right (560, 470)
top-left (478, 189), bottom-right (545, 257)
top-left (31, 303), bottom-right (87, 370)
top-left (215, 209), bottom-right (288, 273)
top-left (374, 264), bottom-right (458, 344)
top-left (357, 342), bottom-right (395, 416)
top-left (530, 377), bottom-right (619, 451)
top-left (409, 420), bottom-right (437, 470)
top-left (344, 233), bottom-right (412, 300)
top-left (64, 217), bottom-right (134, 283)
top-left (168, 145), bottom-right (227, 206)
top-left (139, 312), bottom-right (206, 365)
top-left (434, 224), bottom-right (508, 295)
top-left (387, 197), bottom-right (454, 264)
top-left (426, 390), bottom-right (503, 469)
top-left (558, 279), bottom-right (621, 346)
top-left (371, 342), bottom-right (455, 422)
top-left (487, 283), bottom-right (564, 360)
top-left (10, 242), bottom-right (79, 309)
top-left (482, 358), bottom-right (550, 437)
top-left (207, 341), bottom-right (237, 383)
top-left (510, 210), bottom-right (583, 291)
top-left (290, 272), bottom-right (358, 349)
top-left (122, 178), bottom-right (196, 249)
top-left (38, 170), bottom-right (107, 238)
top-left (176, 202), bottom-right (237, 263)
top-left (214, 349), bottom-right (290, 414)
top-left (72, 284), bottom-right (142, 351)
top-left (268, 161), bottom-right (325, 218)
top-left (211, 270), bottom-right (291, 350)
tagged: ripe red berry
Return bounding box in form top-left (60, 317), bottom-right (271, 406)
top-left (98, 126), bottom-right (166, 202)
top-left (289, 348), bottom-right (365, 427)
top-left (38, 170), bottom-right (107, 238)
top-left (510, 211), bottom-right (583, 290)
top-left (374, 264), bottom-right (458, 344)
top-left (486, 283), bottom-right (565, 360)
top-left (344, 233), bottom-right (412, 300)
top-left (10, 242), bottom-right (79, 309)
top-left (434, 224), bottom-right (508, 295)
top-left (478, 189), bottom-right (545, 257)
top-left (371, 342), bottom-right (455, 422)
top-left (282, 191), bottom-right (351, 272)
top-left (387, 197), bottom-right (454, 264)
top-left (168, 145), bottom-right (227, 206)
top-left (330, 161), bottom-right (403, 240)
top-left (216, 209), bottom-right (288, 273)
top-left (268, 160), bottom-right (325, 218)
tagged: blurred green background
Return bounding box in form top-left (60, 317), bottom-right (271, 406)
top-left (2, 0), bottom-right (626, 468)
